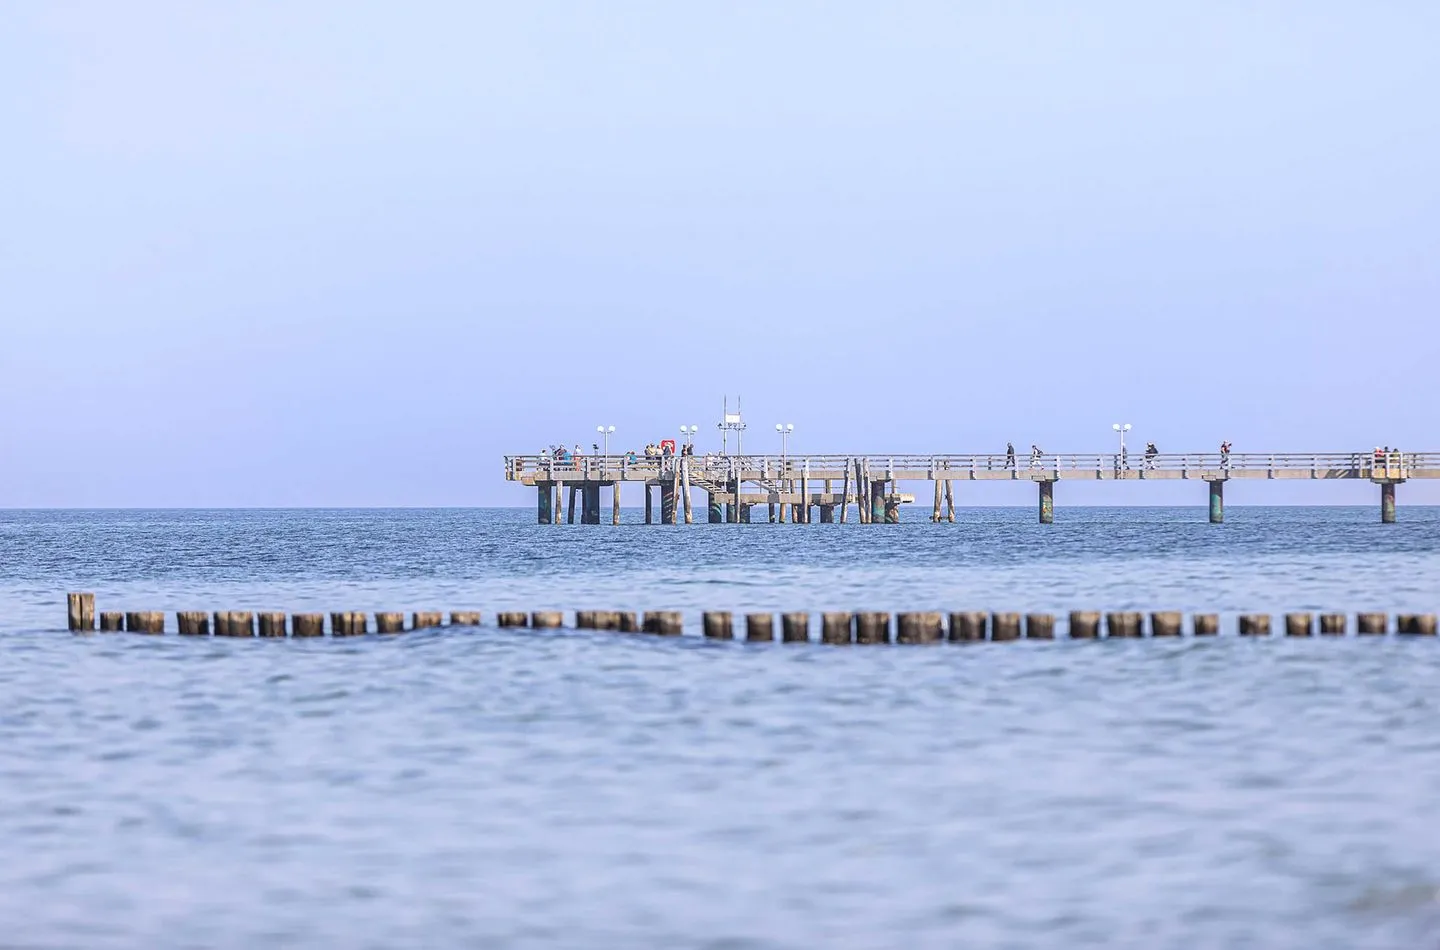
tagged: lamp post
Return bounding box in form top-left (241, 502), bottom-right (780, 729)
top-left (680, 425), bottom-right (698, 448)
top-left (775, 423), bottom-right (794, 462)
top-left (597, 425), bottom-right (614, 472)
top-left (1112, 423), bottom-right (1131, 469)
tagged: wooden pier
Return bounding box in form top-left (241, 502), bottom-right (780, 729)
top-left (504, 451), bottom-right (1438, 524)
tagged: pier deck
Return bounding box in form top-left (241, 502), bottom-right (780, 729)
top-left (504, 451), bottom-right (1439, 525)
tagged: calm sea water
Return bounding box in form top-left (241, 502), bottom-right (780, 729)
top-left (2, 507), bottom-right (1438, 949)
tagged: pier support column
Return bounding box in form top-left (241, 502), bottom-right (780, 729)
top-left (884, 495), bottom-right (900, 523)
top-left (553, 484), bottom-right (563, 524)
top-left (728, 478), bottom-right (741, 523)
top-left (645, 485), bottom-right (653, 525)
top-left (582, 483), bottom-right (601, 524)
top-left (740, 504), bottom-right (752, 523)
top-left (537, 482), bottom-right (553, 524)
top-left (660, 481), bottom-right (676, 524)
top-left (1038, 480), bottom-right (1054, 524)
top-left (708, 493), bottom-right (723, 523)
top-left (870, 480), bottom-right (886, 524)
top-left (1208, 479), bottom-right (1224, 524)
top-left (1381, 481), bottom-right (1397, 523)
top-left (567, 486), bottom-right (577, 524)
top-left (768, 502), bottom-right (776, 523)
top-left (612, 481), bottom-right (622, 526)
top-left (819, 505), bottom-right (834, 523)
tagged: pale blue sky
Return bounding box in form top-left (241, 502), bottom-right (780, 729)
top-left (3, 2), bottom-right (1437, 507)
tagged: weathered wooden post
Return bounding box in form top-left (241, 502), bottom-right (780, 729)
top-left (330, 612), bottom-right (364, 636)
top-left (780, 612), bottom-right (809, 643)
top-left (449, 611), bottom-right (482, 626)
top-left (799, 468), bottom-right (809, 524)
top-left (412, 611), bottom-right (443, 630)
top-left (221, 611), bottom-right (256, 638)
top-left (1238, 614), bottom-right (1271, 636)
top-left (745, 613), bottom-right (774, 642)
top-left (126, 611), bottom-right (165, 634)
top-left (839, 462), bottom-right (851, 524)
top-left (1357, 612), bottom-right (1387, 635)
top-left (643, 610), bottom-right (683, 635)
top-left (1318, 613), bottom-right (1346, 635)
top-left (645, 485), bottom-right (654, 525)
top-left (897, 612), bottom-right (944, 643)
top-left (854, 611), bottom-right (891, 644)
top-left (177, 611), bottom-right (209, 636)
top-left (99, 611), bottom-right (124, 631)
top-left (1380, 481), bottom-right (1396, 523)
top-left (1398, 614), bottom-right (1437, 635)
top-left (681, 458), bottom-right (693, 524)
top-left (1284, 612), bottom-right (1313, 637)
top-left (1106, 612), bottom-right (1142, 638)
top-left (1024, 613), bottom-right (1055, 639)
top-left (944, 480), bottom-right (956, 522)
top-left (932, 479), bottom-right (943, 522)
top-left (292, 613), bottom-right (324, 637)
top-left (614, 481), bottom-right (624, 526)
top-left (991, 612), bottom-right (1021, 641)
top-left (531, 610), bottom-right (563, 628)
top-left (1208, 480), bottom-right (1225, 524)
top-left (1068, 611), bottom-right (1100, 639)
top-left (949, 611), bottom-right (987, 642)
top-left (375, 612), bottom-right (405, 634)
top-left (497, 611), bottom-right (528, 628)
top-left (566, 486), bottom-right (577, 524)
top-left (703, 611), bottom-right (734, 640)
top-left (1192, 613), bottom-right (1219, 636)
top-left (553, 484), bottom-right (563, 525)
top-left (258, 612), bottom-right (287, 638)
top-left (1151, 612), bottom-right (1182, 637)
top-left (1038, 480), bottom-right (1054, 524)
top-left (538, 483), bottom-right (553, 524)
top-left (617, 611), bottom-right (641, 632)
top-left (821, 611), bottom-right (852, 644)
top-left (67, 593), bottom-right (95, 632)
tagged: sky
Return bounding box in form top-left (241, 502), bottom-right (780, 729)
top-left (2, 2), bottom-right (1437, 507)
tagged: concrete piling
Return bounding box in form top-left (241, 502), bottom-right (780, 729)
top-left (643, 611), bottom-right (683, 635)
top-left (645, 486), bottom-right (654, 525)
top-left (1208, 480), bottom-right (1225, 524)
top-left (854, 611), bottom-right (891, 644)
top-left (708, 493), bottom-right (723, 523)
top-left (258, 612), bottom-right (287, 638)
top-left (581, 484), bottom-right (601, 525)
top-left (1106, 612), bottom-right (1142, 638)
top-left (1319, 613), bottom-right (1346, 635)
top-left (1038, 480), bottom-right (1054, 524)
top-left (1380, 481), bottom-right (1396, 524)
top-left (897, 611), bottom-right (944, 644)
top-left (126, 611), bottom-right (165, 634)
top-left (412, 611), bottom-right (443, 630)
top-left (1193, 613), bottom-right (1219, 636)
top-left (660, 481), bottom-right (676, 525)
top-left (292, 613), bottom-right (324, 637)
top-left (538, 483), bottom-right (553, 524)
top-left (1398, 614), bottom-right (1437, 635)
top-left (991, 612), bottom-right (1022, 641)
top-left (497, 611), bottom-right (529, 628)
top-left (821, 611), bottom-right (853, 644)
top-left (449, 611), bottom-right (482, 626)
top-left (531, 610), bottom-right (563, 628)
top-left (1151, 611), bottom-right (1183, 637)
top-left (567, 486), bottom-right (577, 524)
top-left (177, 611), bottom-right (209, 635)
top-left (375, 612), bottom-right (406, 634)
top-left (1068, 611), bottom-right (1100, 639)
top-left (781, 612), bottom-right (810, 643)
top-left (745, 613), bottom-right (774, 642)
top-left (1238, 614), bottom-right (1271, 636)
top-left (949, 611), bottom-right (987, 642)
top-left (870, 478), bottom-right (886, 524)
top-left (1024, 613), bottom-right (1055, 639)
top-left (99, 611), bottom-right (123, 631)
top-left (1284, 612), bottom-right (1313, 637)
top-left (1357, 612), bottom-right (1387, 635)
top-left (702, 611), bottom-right (734, 640)
top-left (67, 593), bottom-right (95, 632)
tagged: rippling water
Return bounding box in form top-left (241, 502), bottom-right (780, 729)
top-left (2, 507), bottom-right (1439, 948)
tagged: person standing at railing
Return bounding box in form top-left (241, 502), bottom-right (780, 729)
top-left (1029, 444), bottom-right (1043, 469)
top-left (1144, 442), bottom-right (1158, 469)
top-left (1220, 441), bottom-right (1231, 469)
top-left (1006, 442), bottom-right (1016, 469)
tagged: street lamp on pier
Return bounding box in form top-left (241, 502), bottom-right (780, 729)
top-left (597, 425), bottom-right (615, 471)
top-left (680, 425), bottom-right (698, 448)
top-left (775, 423), bottom-right (794, 463)
top-left (1112, 423), bottom-right (1131, 468)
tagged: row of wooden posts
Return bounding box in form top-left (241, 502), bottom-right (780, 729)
top-left (64, 595), bottom-right (1438, 639)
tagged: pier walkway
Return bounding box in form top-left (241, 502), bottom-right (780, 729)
top-left (503, 451), bottom-right (1439, 525)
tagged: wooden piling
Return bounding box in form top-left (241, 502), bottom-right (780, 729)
top-left (1192, 613), bottom-right (1219, 636)
top-left (617, 612), bottom-right (641, 633)
top-left (1284, 612), bottom-right (1313, 637)
top-left (949, 611), bottom-right (987, 642)
top-left (497, 611), bottom-right (528, 628)
top-left (258, 612), bottom-right (287, 638)
top-left (944, 479), bottom-right (955, 522)
top-left (412, 611), bottom-right (443, 630)
top-left (531, 610), bottom-right (563, 629)
top-left (643, 610), bottom-right (683, 635)
top-left (745, 613), bottom-right (774, 642)
top-left (126, 611), bottom-right (165, 634)
top-left (292, 613), bottom-right (324, 637)
top-left (614, 481), bottom-right (624, 526)
top-left (703, 611), bottom-right (733, 640)
top-left (375, 612), bottom-right (405, 634)
top-left (1024, 613), bottom-right (1055, 640)
top-left (897, 611), bottom-right (944, 644)
top-left (67, 593), bottom-right (95, 632)
top-left (221, 611), bottom-right (255, 638)
top-left (1318, 613), bottom-right (1346, 635)
top-left (991, 612), bottom-right (1021, 641)
top-left (99, 611), bottom-right (123, 632)
top-left (567, 486), bottom-right (577, 524)
top-left (575, 610), bottom-right (597, 629)
top-left (554, 484), bottom-right (563, 525)
top-left (1357, 612), bottom-right (1387, 635)
top-left (800, 471), bottom-right (809, 523)
top-left (681, 459), bottom-right (693, 524)
top-left (449, 611), bottom-right (482, 626)
top-left (330, 612), bottom-right (364, 636)
top-left (1238, 614), bottom-right (1271, 636)
top-left (932, 478), bottom-right (942, 522)
top-left (839, 462), bottom-right (851, 524)
top-left (1151, 611), bottom-right (1182, 637)
top-left (645, 486), bottom-right (653, 525)
top-left (820, 611), bottom-right (852, 645)
top-left (1105, 612), bottom-right (1142, 638)
top-left (780, 612), bottom-right (809, 643)
top-left (177, 611), bottom-right (209, 636)
top-left (1398, 614), bottom-right (1437, 635)
top-left (1068, 611), bottom-right (1100, 639)
top-left (854, 611), bottom-right (891, 644)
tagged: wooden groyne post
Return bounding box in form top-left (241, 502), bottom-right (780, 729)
top-left (66, 593), bottom-right (95, 632)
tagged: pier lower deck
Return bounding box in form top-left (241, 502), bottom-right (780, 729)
top-left (505, 451), bottom-right (1439, 524)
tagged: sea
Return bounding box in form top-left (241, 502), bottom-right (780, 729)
top-left (1, 506), bottom-right (1438, 949)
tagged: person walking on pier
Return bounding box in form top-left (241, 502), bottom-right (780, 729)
top-left (1144, 442), bottom-right (1158, 469)
top-left (1029, 444), bottom-right (1043, 469)
top-left (1005, 442), bottom-right (1016, 469)
top-left (1220, 441), bottom-right (1231, 469)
